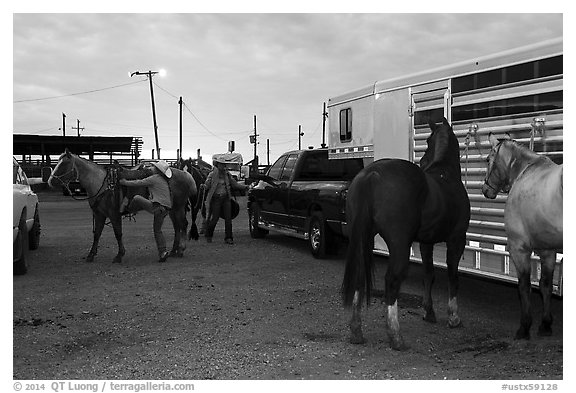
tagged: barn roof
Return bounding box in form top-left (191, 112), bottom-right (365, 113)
top-left (13, 134), bottom-right (142, 157)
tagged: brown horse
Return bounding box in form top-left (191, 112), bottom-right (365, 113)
top-left (48, 149), bottom-right (197, 263)
top-left (342, 118), bottom-right (470, 350)
top-left (482, 133), bottom-right (562, 339)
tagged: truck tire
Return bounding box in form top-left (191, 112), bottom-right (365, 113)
top-left (28, 206), bottom-right (41, 250)
top-left (14, 212), bottom-right (28, 275)
top-left (309, 212), bottom-right (331, 259)
top-left (249, 205), bottom-right (267, 239)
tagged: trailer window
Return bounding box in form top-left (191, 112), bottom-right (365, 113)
top-left (414, 108), bottom-right (445, 127)
top-left (452, 55), bottom-right (563, 93)
top-left (339, 108), bottom-right (352, 142)
top-left (452, 91), bottom-right (562, 121)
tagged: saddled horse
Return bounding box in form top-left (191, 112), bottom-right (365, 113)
top-left (179, 158), bottom-right (208, 240)
top-left (342, 118), bottom-right (470, 350)
top-left (48, 149), bottom-right (197, 263)
top-left (482, 133), bottom-right (562, 339)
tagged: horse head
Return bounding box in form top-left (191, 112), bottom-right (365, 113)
top-left (48, 148), bottom-right (76, 188)
top-left (420, 117), bottom-right (461, 179)
top-left (482, 133), bottom-right (513, 199)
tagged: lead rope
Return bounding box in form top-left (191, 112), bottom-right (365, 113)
top-left (530, 117), bottom-right (547, 153)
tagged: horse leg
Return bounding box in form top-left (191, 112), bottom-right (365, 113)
top-left (87, 213), bottom-right (106, 262)
top-left (169, 210), bottom-right (186, 257)
top-left (536, 250), bottom-right (556, 336)
top-left (509, 243), bottom-right (533, 340)
top-left (446, 236), bottom-right (466, 328)
top-left (420, 242), bottom-right (437, 323)
top-left (349, 290), bottom-right (365, 344)
top-left (384, 245), bottom-right (410, 351)
top-left (188, 204), bottom-right (200, 241)
top-left (110, 216), bottom-right (125, 264)
top-left (169, 211), bottom-right (181, 257)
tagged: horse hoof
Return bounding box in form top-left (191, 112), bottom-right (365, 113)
top-left (112, 257), bottom-right (122, 264)
top-left (86, 254), bottom-right (94, 263)
top-left (514, 328), bottom-right (530, 340)
top-left (537, 325), bottom-right (553, 337)
top-left (350, 335), bottom-right (366, 345)
top-left (423, 310), bottom-right (437, 324)
top-left (390, 338), bottom-right (408, 351)
top-left (447, 316), bottom-right (463, 328)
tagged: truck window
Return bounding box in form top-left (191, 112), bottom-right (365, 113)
top-left (279, 154), bottom-right (298, 182)
top-left (339, 108), bottom-right (352, 142)
top-left (268, 155), bottom-right (287, 180)
top-left (297, 152), bottom-right (363, 181)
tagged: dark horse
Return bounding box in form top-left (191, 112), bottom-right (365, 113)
top-left (48, 149), bottom-right (197, 263)
top-left (482, 133), bottom-right (562, 339)
top-left (342, 118), bottom-right (470, 350)
top-left (179, 158), bottom-right (208, 240)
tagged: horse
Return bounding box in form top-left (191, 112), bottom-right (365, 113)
top-left (482, 133), bottom-right (563, 340)
top-left (48, 149), bottom-right (197, 263)
top-left (342, 117), bottom-right (470, 350)
top-left (179, 158), bottom-right (208, 240)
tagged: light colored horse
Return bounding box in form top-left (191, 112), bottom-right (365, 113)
top-left (482, 133), bottom-right (562, 339)
top-left (48, 149), bottom-right (197, 263)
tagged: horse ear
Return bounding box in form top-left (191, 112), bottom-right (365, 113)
top-left (488, 133), bottom-right (500, 147)
top-left (442, 117), bottom-right (451, 127)
top-left (65, 148), bottom-right (71, 158)
top-left (503, 132), bottom-right (512, 140)
top-left (428, 120), bottom-right (437, 133)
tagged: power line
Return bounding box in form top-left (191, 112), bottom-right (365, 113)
top-left (13, 80), bottom-right (146, 103)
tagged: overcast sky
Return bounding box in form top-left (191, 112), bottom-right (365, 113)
top-left (12, 12), bottom-right (563, 164)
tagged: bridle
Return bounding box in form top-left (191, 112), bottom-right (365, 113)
top-left (484, 141), bottom-right (511, 194)
top-left (52, 157), bottom-right (113, 202)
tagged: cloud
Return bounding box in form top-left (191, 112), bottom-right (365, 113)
top-left (13, 13), bottom-right (563, 162)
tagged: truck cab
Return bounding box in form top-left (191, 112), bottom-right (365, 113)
top-left (247, 148), bottom-right (364, 258)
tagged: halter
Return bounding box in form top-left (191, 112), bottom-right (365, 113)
top-left (484, 141), bottom-right (511, 194)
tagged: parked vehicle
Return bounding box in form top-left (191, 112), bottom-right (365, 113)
top-left (13, 157), bottom-right (41, 275)
top-left (328, 38), bottom-right (563, 294)
top-left (247, 148), bottom-right (364, 258)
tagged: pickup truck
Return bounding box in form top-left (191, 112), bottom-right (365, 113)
top-left (247, 148), bottom-right (364, 258)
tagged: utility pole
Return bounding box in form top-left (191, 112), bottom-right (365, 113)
top-left (72, 119), bottom-right (84, 137)
top-left (131, 70), bottom-right (163, 159)
top-left (253, 115), bottom-right (259, 169)
top-left (267, 139), bottom-right (270, 165)
top-left (61, 113), bottom-right (66, 136)
top-left (298, 125), bottom-right (304, 150)
top-left (321, 102), bottom-right (328, 148)
top-left (179, 96), bottom-right (183, 163)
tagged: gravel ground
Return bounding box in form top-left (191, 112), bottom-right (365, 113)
top-left (12, 191), bottom-right (563, 381)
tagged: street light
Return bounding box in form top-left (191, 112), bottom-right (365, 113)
top-left (298, 125), bottom-right (305, 150)
top-left (130, 69), bottom-right (165, 159)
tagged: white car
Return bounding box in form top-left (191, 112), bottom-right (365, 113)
top-left (13, 157), bottom-right (40, 275)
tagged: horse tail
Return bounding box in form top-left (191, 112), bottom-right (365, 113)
top-left (342, 170), bottom-right (377, 307)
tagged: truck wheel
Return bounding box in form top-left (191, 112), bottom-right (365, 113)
top-left (14, 212), bottom-right (28, 275)
top-left (249, 205), bottom-right (267, 239)
top-left (309, 212), bottom-right (330, 259)
top-left (28, 206), bottom-right (41, 250)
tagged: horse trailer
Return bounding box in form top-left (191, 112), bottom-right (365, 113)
top-left (328, 38), bottom-right (563, 295)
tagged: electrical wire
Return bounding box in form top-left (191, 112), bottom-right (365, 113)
top-left (13, 80), bottom-right (146, 103)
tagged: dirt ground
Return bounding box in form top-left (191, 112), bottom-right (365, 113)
top-left (13, 191), bottom-right (563, 380)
